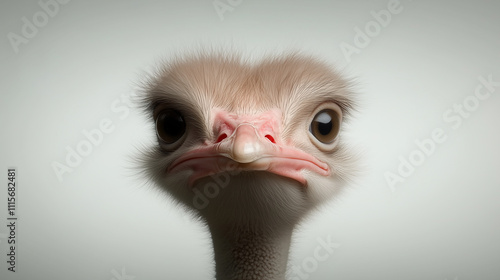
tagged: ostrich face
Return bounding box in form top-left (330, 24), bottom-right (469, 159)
top-left (140, 53), bottom-right (356, 228)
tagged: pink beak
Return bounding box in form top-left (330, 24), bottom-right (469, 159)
top-left (219, 123), bottom-right (274, 163)
top-left (168, 110), bottom-right (330, 186)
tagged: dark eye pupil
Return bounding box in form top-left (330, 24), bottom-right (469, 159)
top-left (316, 113), bottom-right (333, 135)
top-left (162, 113), bottom-right (184, 137)
top-left (156, 110), bottom-right (186, 144)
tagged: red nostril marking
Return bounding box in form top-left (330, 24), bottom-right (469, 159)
top-left (265, 135), bottom-right (276, 143)
top-left (216, 133), bottom-right (227, 143)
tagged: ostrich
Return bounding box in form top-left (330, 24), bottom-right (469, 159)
top-left (138, 51), bottom-right (357, 280)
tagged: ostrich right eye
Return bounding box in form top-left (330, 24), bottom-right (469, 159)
top-left (155, 109), bottom-right (186, 144)
top-left (310, 109), bottom-right (340, 144)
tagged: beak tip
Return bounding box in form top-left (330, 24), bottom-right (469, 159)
top-left (231, 143), bottom-right (262, 163)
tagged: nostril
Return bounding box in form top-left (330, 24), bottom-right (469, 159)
top-left (265, 135), bottom-right (276, 143)
top-left (216, 133), bottom-right (227, 143)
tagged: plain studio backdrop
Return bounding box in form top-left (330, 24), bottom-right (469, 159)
top-left (1, 0), bottom-right (499, 279)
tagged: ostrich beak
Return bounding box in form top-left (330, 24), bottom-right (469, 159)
top-left (168, 111), bottom-right (330, 186)
top-left (223, 123), bottom-right (267, 164)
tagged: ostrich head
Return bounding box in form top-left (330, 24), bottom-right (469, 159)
top-left (138, 52), bottom-right (357, 280)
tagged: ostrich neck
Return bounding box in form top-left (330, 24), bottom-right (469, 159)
top-left (209, 224), bottom-right (293, 280)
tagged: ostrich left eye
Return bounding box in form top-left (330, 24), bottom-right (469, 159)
top-left (310, 109), bottom-right (340, 144)
top-left (155, 109), bottom-right (186, 145)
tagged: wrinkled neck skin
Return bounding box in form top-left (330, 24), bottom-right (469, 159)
top-left (209, 223), bottom-right (294, 280)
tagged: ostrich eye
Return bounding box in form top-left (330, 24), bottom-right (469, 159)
top-left (155, 109), bottom-right (186, 144)
top-left (310, 109), bottom-right (340, 144)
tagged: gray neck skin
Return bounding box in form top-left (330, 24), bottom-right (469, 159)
top-left (209, 224), bottom-right (294, 280)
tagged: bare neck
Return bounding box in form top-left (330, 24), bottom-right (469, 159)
top-left (209, 224), bottom-right (293, 280)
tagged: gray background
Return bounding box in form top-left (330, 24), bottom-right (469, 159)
top-left (1, 0), bottom-right (499, 279)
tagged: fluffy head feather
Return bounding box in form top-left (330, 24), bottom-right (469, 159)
top-left (138, 51), bottom-right (357, 232)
